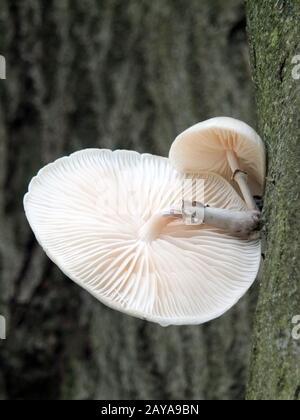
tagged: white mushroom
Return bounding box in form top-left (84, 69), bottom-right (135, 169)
top-left (24, 149), bottom-right (261, 326)
top-left (169, 117), bottom-right (266, 210)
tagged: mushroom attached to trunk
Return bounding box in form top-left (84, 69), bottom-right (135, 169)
top-left (169, 117), bottom-right (266, 210)
top-left (24, 149), bottom-right (261, 326)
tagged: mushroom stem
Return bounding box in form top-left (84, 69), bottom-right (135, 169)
top-left (226, 150), bottom-right (258, 210)
top-left (203, 207), bottom-right (260, 238)
top-left (180, 200), bottom-right (260, 237)
top-left (139, 205), bottom-right (261, 242)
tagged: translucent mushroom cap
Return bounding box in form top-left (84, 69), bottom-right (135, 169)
top-left (24, 149), bottom-right (261, 326)
top-left (169, 117), bottom-right (266, 197)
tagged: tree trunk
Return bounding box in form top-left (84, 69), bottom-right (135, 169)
top-left (1, 0), bottom-right (257, 400)
top-left (246, 0), bottom-right (300, 400)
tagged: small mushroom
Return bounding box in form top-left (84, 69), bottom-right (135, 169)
top-left (169, 117), bottom-right (266, 210)
top-left (24, 149), bottom-right (261, 326)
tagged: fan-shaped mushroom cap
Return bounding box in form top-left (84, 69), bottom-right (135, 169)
top-left (24, 149), bottom-right (261, 326)
top-left (169, 117), bottom-right (266, 197)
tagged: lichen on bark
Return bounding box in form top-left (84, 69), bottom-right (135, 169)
top-left (246, 0), bottom-right (300, 400)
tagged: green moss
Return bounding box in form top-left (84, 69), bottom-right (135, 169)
top-left (246, 0), bottom-right (300, 400)
top-left (269, 28), bottom-right (279, 48)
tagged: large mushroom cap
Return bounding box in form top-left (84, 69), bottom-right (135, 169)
top-left (24, 149), bottom-right (261, 326)
top-left (169, 117), bottom-right (266, 197)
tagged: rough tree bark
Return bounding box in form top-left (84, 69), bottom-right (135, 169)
top-left (1, 0), bottom-right (257, 400)
top-left (246, 0), bottom-right (300, 400)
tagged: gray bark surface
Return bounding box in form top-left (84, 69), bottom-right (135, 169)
top-left (0, 0), bottom-right (256, 400)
